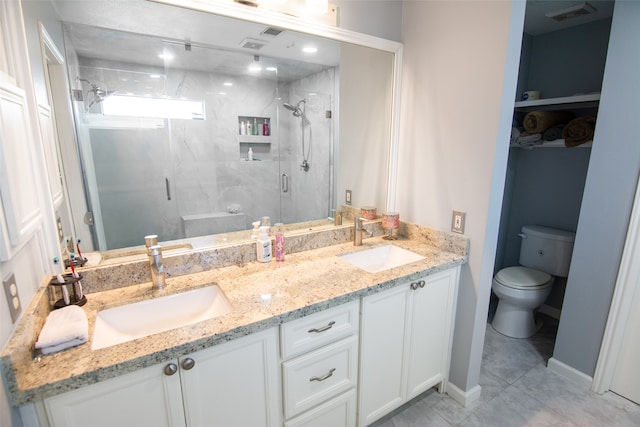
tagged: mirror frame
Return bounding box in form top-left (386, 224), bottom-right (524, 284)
top-left (151, 0), bottom-right (403, 213)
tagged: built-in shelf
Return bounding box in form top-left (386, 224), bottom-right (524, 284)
top-left (510, 140), bottom-right (593, 149)
top-left (237, 135), bottom-right (272, 144)
top-left (514, 94), bottom-right (600, 112)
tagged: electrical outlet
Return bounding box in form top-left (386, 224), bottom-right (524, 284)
top-left (345, 190), bottom-right (352, 205)
top-left (56, 216), bottom-right (64, 241)
top-left (3, 274), bottom-right (22, 323)
top-left (451, 210), bottom-right (466, 234)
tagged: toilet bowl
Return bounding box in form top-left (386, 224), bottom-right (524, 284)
top-left (491, 225), bottom-right (575, 339)
top-left (491, 266), bottom-right (553, 338)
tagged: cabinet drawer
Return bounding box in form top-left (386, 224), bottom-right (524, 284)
top-left (281, 301), bottom-right (359, 359)
top-left (283, 335), bottom-right (358, 419)
top-left (284, 389), bottom-right (356, 427)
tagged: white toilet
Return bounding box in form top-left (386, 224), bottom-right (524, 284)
top-left (491, 225), bottom-right (575, 338)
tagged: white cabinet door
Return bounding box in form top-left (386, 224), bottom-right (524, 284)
top-left (0, 77), bottom-right (42, 260)
top-left (406, 268), bottom-right (459, 399)
top-left (44, 360), bottom-right (186, 427)
top-left (359, 267), bottom-right (460, 426)
top-left (359, 284), bottom-right (410, 426)
top-left (180, 328), bottom-right (282, 427)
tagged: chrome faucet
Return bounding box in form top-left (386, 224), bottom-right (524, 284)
top-left (148, 244), bottom-right (166, 290)
top-left (354, 217), bottom-right (373, 246)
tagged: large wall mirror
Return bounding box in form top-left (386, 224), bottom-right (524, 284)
top-left (50, 0), bottom-right (399, 260)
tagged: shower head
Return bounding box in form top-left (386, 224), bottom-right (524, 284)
top-left (77, 77), bottom-right (116, 108)
top-left (283, 99), bottom-right (306, 117)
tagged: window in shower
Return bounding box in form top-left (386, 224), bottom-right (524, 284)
top-left (102, 95), bottom-right (205, 120)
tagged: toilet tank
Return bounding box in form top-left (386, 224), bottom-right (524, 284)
top-left (519, 225), bottom-right (576, 277)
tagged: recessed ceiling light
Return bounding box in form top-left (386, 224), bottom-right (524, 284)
top-left (150, 74), bottom-right (161, 79)
top-left (248, 64), bottom-right (262, 72)
top-left (158, 53), bottom-right (173, 60)
top-left (223, 82), bottom-right (233, 86)
top-left (303, 46), bottom-right (318, 54)
top-left (266, 67), bottom-right (277, 71)
top-left (219, 92), bottom-right (227, 95)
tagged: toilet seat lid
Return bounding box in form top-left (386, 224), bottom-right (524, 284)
top-left (495, 266), bottom-right (551, 290)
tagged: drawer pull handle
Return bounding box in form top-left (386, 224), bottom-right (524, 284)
top-left (310, 368), bottom-right (336, 382)
top-left (308, 321), bottom-right (336, 333)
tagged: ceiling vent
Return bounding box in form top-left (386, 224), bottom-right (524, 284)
top-left (545, 2), bottom-right (597, 22)
top-left (261, 27), bottom-right (284, 37)
top-left (240, 38), bottom-right (267, 50)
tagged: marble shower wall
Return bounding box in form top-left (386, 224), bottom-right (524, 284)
top-left (77, 58), bottom-right (335, 249)
top-left (279, 68), bottom-right (335, 225)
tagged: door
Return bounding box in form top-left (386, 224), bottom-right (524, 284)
top-left (179, 328), bottom-right (281, 427)
top-left (44, 360), bottom-right (186, 427)
top-left (610, 281), bottom-right (640, 404)
top-left (359, 284), bottom-right (410, 426)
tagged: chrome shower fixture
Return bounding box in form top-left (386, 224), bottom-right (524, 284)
top-left (283, 99), bottom-right (306, 117)
top-left (77, 77), bottom-right (116, 108)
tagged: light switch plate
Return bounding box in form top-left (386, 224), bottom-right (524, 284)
top-left (3, 273), bottom-right (21, 323)
top-left (451, 210), bottom-right (466, 234)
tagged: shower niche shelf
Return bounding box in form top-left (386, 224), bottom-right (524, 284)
top-left (238, 116), bottom-right (271, 140)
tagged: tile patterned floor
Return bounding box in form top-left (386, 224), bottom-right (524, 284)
top-left (371, 315), bottom-right (640, 426)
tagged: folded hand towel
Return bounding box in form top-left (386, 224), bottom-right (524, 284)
top-left (510, 127), bottom-right (522, 145)
top-left (514, 132), bottom-right (542, 147)
top-left (543, 125), bottom-right (565, 141)
top-left (35, 305), bottom-right (88, 354)
top-left (562, 116), bottom-right (596, 147)
top-left (523, 111), bottom-right (574, 133)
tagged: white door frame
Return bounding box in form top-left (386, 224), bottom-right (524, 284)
top-left (592, 174), bottom-right (640, 393)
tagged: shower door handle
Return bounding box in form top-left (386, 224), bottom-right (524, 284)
top-left (282, 173), bottom-right (289, 193)
top-left (165, 177), bottom-right (171, 201)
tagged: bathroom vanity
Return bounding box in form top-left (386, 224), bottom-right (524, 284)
top-left (1, 227), bottom-right (467, 427)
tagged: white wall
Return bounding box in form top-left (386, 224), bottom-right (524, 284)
top-left (553, 0), bottom-right (640, 377)
top-left (397, 0), bottom-right (525, 393)
top-left (333, 0), bottom-right (402, 42)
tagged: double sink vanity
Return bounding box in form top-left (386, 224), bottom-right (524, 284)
top-left (1, 221), bottom-right (468, 427)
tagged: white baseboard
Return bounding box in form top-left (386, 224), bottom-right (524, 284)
top-left (547, 357), bottom-right (593, 388)
top-left (446, 382), bottom-right (482, 408)
top-left (538, 304), bottom-right (561, 320)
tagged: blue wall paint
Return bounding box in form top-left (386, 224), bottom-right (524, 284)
top-left (525, 19), bottom-right (612, 99)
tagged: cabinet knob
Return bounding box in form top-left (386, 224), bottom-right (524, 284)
top-left (164, 363), bottom-right (178, 376)
top-left (418, 280), bottom-right (426, 288)
top-left (410, 282), bottom-right (419, 290)
top-left (181, 358), bottom-right (196, 370)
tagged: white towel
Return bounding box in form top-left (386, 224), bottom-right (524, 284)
top-left (35, 305), bottom-right (88, 354)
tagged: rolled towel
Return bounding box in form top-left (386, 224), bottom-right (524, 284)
top-left (562, 116), bottom-right (596, 147)
top-left (523, 111), bottom-right (574, 133)
top-left (542, 125), bottom-right (565, 141)
top-left (35, 305), bottom-right (88, 354)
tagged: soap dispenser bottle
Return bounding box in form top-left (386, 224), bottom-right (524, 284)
top-left (252, 118), bottom-right (259, 136)
top-left (256, 226), bottom-right (272, 262)
top-left (247, 147), bottom-right (253, 161)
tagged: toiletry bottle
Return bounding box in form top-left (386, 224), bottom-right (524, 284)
top-left (250, 221), bottom-right (261, 238)
top-left (256, 226), bottom-right (272, 262)
top-left (263, 119), bottom-right (270, 136)
top-left (252, 118), bottom-right (259, 135)
top-left (248, 147), bottom-right (254, 161)
top-left (274, 223), bottom-right (284, 261)
top-left (246, 120), bottom-right (252, 135)
top-left (240, 120), bottom-right (246, 135)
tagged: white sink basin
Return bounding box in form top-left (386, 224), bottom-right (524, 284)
top-left (92, 285), bottom-right (232, 350)
top-left (339, 245), bottom-right (425, 273)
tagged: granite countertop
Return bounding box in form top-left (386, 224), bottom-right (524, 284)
top-left (1, 231), bottom-right (467, 406)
